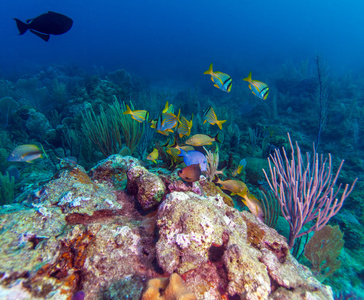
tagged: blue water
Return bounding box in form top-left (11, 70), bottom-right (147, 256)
top-left (1, 0), bottom-right (364, 83)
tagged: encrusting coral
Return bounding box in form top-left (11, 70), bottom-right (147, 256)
top-left (141, 273), bottom-right (197, 300)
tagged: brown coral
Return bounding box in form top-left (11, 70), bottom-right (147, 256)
top-left (141, 273), bottom-right (197, 300)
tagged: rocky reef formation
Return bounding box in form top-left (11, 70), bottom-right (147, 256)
top-left (0, 155), bottom-right (333, 299)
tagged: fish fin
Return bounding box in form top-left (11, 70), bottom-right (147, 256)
top-left (169, 137), bottom-right (178, 148)
top-left (123, 104), bottom-right (132, 115)
top-left (29, 29), bottom-right (50, 41)
top-left (213, 84), bottom-right (220, 89)
top-left (243, 71), bottom-right (252, 82)
top-left (203, 63), bottom-right (213, 75)
top-left (227, 82), bottom-right (232, 93)
top-left (252, 92), bottom-right (257, 96)
top-left (157, 130), bottom-right (169, 136)
top-left (216, 119), bottom-right (226, 130)
top-left (152, 159), bottom-right (156, 163)
top-left (132, 117), bottom-right (143, 123)
top-left (240, 198), bottom-right (247, 206)
top-left (177, 146), bottom-right (186, 157)
top-left (215, 132), bottom-right (222, 143)
top-left (39, 144), bottom-right (49, 160)
top-left (162, 101), bottom-right (169, 113)
top-left (13, 18), bottom-right (29, 35)
top-left (249, 85), bottom-right (252, 90)
top-left (219, 167), bottom-right (227, 177)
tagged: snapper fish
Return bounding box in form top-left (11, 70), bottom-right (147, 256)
top-left (14, 11), bottom-right (73, 42)
top-left (216, 178), bottom-right (248, 195)
top-left (203, 107), bottom-right (226, 130)
top-left (204, 63), bottom-right (232, 93)
top-left (123, 104), bottom-right (149, 123)
top-left (243, 72), bottom-right (269, 100)
top-left (185, 133), bottom-right (221, 147)
top-left (241, 193), bottom-right (264, 222)
top-left (216, 177), bottom-right (264, 221)
top-left (8, 144), bottom-right (44, 163)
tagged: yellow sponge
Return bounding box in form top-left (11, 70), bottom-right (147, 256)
top-left (141, 273), bottom-right (197, 300)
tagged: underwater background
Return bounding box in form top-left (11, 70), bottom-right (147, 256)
top-left (0, 0), bottom-right (364, 299)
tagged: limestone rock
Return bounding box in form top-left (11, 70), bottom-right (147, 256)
top-left (156, 191), bottom-right (333, 300)
top-left (127, 165), bottom-right (166, 210)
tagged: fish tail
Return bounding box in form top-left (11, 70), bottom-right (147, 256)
top-left (215, 132), bottom-right (222, 143)
top-left (243, 71), bottom-right (252, 82)
top-left (177, 146), bottom-right (186, 157)
top-left (203, 63), bottom-right (213, 75)
top-left (39, 143), bottom-right (49, 160)
top-left (216, 119), bottom-right (227, 130)
top-left (13, 18), bottom-right (29, 35)
top-left (123, 104), bottom-right (132, 115)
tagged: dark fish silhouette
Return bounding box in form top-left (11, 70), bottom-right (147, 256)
top-left (14, 11), bottom-right (73, 42)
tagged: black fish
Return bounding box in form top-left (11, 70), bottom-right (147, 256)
top-left (14, 11), bottom-right (73, 42)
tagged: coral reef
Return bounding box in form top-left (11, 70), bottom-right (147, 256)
top-left (0, 155), bottom-right (335, 299)
top-left (0, 61), bottom-right (362, 298)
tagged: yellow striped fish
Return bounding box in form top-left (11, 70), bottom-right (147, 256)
top-left (123, 104), bottom-right (149, 123)
top-left (243, 72), bottom-right (269, 100)
top-left (203, 107), bottom-right (226, 130)
top-left (177, 114), bottom-right (193, 138)
top-left (204, 63), bottom-right (232, 93)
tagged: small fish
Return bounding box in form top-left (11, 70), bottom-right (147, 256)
top-left (123, 104), bottom-right (149, 123)
top-left (204, 63), bottom-right (232, 93)
top-left (162, 101), bottom-right (174, 114)
top-left (232, 159), bottom-right (247, 177)
top-left (153, 111), bottom-right (180, 135)
top-left (240, 193), bottom-right (264, 222)
top-left (161, 111), bottom-right (179, 130)
top-left (152, 115), bottom-right (172, 136)
top-left (8, 144), bottom-right (44, 163)
top-left (177, 115), bottom-right (193, 138)
top-left (203, 107), bottom-right (226, 130)
top-left (178, 147), bottom-right (207, 172)
top-left (185, 133), bottom-right (221, 147)
top-left (178, 164), bottom-right (201, 183)
top-left (147, 148), bottom-right (159, 163)
top-left (14, 11), bottom-right (73, 42)
top-left (243, 72), bottom-right (269, 100)
top-left (216, 178), bottom-right (248, 195)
